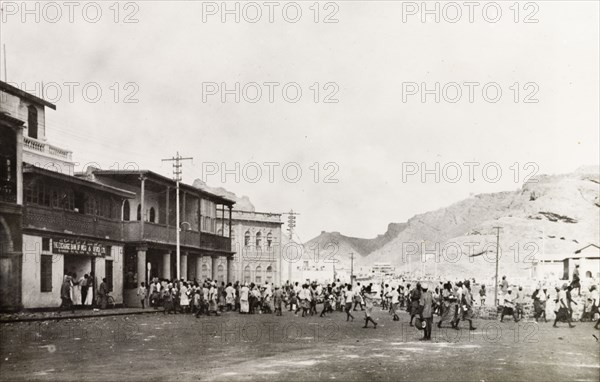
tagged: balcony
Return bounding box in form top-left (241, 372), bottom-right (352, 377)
top-left (23, 205), bottom-right (122, 240)
top-left (23, 136), bottom-right (73, 161)
top-left (122, 221), bottom-right (231, 252)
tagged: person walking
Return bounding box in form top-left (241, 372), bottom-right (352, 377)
top-left (273, 285), bottom-right (284, 316)
top-left (479, 285), bottom-right (486, 306)
top-left (570, 264), bottom-right (581, 297)
top-left (409, 283), bottom-right (422, 327)
top-left (345, 285), bottom-right (355, 322)
top-left (80, 274), bottom-right (89, 307)
top-left (438, 282), bottom-right (457, 328)
top-left (500, 289), bottom-right (518, 322)
top-left (457, 280), bottom-right (477, 331)
top-left (390, 287), bottom-right (400, 321)
top-left (362, 285), bottom-right (378, 329)
top-left (97, 278), bottom-right (108, 309)
top-left (419, 282), bottom-right (434, 340)
top-left (59, 275), bottom-right (75, 314)
top-left (137, 282), bottom-right (147, 309)
top-left (553, 284), bottom-right (575, 328)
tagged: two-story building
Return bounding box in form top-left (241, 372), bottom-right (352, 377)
top-left (81, 169), bottom-right (236, 307)
top-left (1, 80), bottom-right (133, 309)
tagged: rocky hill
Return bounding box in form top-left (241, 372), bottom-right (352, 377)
top-left (303, 167), bottom-right (600, 280)
top-left (192, 179), bottom-right (255, 211)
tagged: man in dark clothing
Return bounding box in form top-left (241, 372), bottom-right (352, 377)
top-left (409, 283), bottom-right (422, 326)
top-left (419, 283), bottom-right (434, 340)
top-left (98, 278), bottom-right (108, 309)
top-left (59, 275), bottom-right (75, 314)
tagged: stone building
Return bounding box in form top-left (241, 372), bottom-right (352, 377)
top-left (218, 210), bottom-right (283, 285)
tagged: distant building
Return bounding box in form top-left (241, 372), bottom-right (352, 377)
top-left (533, 244), bottom-right (600, 282)
top-left (217, 210), bottom-right (283, 285)
top-left (371, 262), bottom-right (396, 276)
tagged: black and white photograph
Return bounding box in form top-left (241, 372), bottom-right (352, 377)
top-left (0, 1), bottom-right (599, 381)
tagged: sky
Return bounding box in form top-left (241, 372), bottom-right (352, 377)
top-left (1, 0), bottom-right (598, 242)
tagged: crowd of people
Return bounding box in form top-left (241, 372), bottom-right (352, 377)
top-left (134, 274), bottom-right (600, 340)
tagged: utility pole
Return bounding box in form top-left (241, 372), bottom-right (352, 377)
top-left (284, 210), bottom-right (299, 282)
top-left (350, 252), bottom-right (354, 286)
top-left (162, 152), bottom-right (193, 280)
top-left (493, 226), bottom-right (502, 306)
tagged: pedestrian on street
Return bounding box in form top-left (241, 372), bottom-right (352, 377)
top-left (409, 283), bottom-right (422, 327)
top-left (97, 278), bottom-right (108, 309)
top-left (553, 284), bottom-right (575, 328)
top-left (419, 282), bottom-right (433, 340)
top-left (137, 282), bottom-right (147, 309)
top-left (59, 275), bottom-right (75, 314)
top-left (500, 289), bottom-right (518, 322)
top-left (345, 285), bottom-right (355, 322)
top-left (362, 285), bottom-right (377, 329)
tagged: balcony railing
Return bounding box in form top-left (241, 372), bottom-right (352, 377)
top-left (23, 136), bottom-right (73, 161)
top-left (122, 221), bottom-right (231, 252)
top-left (22, 207), bottom-right (232, 252)
top-left (23, 205), bottom-right (122, 239)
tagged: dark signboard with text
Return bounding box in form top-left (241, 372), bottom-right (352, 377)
top-left (52, 238), bottom-right (107, 257)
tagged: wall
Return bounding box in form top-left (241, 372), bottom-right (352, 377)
top-left (21, 234), bottom-right (64, 308)
top-left (0, 90), bottom-right (46, 139)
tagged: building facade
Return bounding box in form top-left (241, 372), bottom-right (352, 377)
top-left (83, 169), bottom-right (235, 307)
top-left (218, 210), bottom-right (283, 285)
top-left (0, 111), bottom-right (25, 310)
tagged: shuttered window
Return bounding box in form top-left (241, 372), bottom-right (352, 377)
top-left (106, 260), bottom-right (113, 292)
top-left (41, 255), bottom-right (52, 292)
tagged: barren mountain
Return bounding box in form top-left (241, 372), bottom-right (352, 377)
top-left (304, 167), bottom-right (600, 280)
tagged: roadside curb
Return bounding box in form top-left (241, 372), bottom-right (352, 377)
top-left (0, 309), bottom-right (161, 324)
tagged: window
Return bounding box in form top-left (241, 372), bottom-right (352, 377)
top-left (42, 238), bottom-right (50, 252)
top-left (244, 231), bottom-right (250, 247)
top-left (106, 260), bottom-right (113, 292)
top-left (267, 232), bottom-right (272, 248)
top-left (149, 207), bottom-right (156, 223)
top-left (136, 204), bottom-right (142, 221)
top-left (244, 265), bottom-right (251, 283)
top-left (266, 266), bottom-right (273, 283)
top-left (256, 232), bottom-right (262, 248)
top-left (255, 266), bottom-right (262, 284)
top-left (123, 200), bottom-right (130, 221)
top-left (27, 105), bottom-right (38, 139)
top-left (41, 255), bottom-right (52, 292)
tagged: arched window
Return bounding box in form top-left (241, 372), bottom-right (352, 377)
top-left (266, 266), bottom-right (273, 283)
top-left (255, 265), bottom-right (262, 284)
top-left (217, 228), bottom-right (223, 236)
top-left (123, 200), bottom-right (130, 221)
top-left (256, 232), bottom-right (262, 248)
top-left (149, 207), bottom-right (156, 223)
top-left (244, 265), bottom-right (251, 283)
top-left (27, 105), bottom-right (38, 139)
top-left (136, 204), bottom-right (142, 221)
top-left (244, 231), bottom-right (250, 247)
top-left (586, 271), bottom-right (592, 278)
top-left (201, 264), bottom-right (209, 280)
top-left (267, 232), bottom-right (272, 248)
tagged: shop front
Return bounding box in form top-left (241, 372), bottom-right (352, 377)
top-left (21, 235), bottom-right (124, 309)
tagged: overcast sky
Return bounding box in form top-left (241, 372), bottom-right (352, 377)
top-left (2, 1), bottom-right (598, 241)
